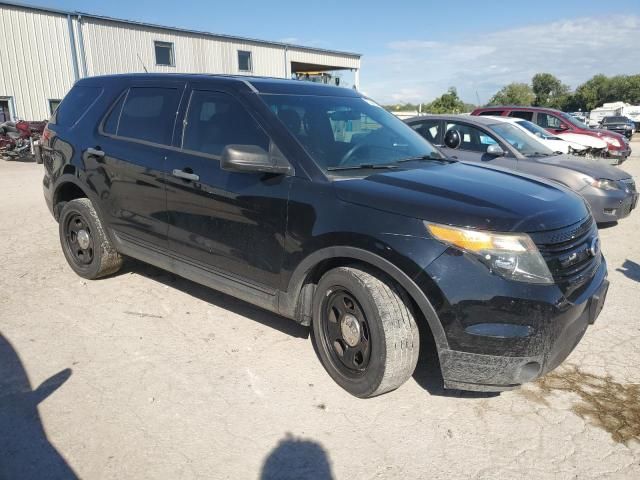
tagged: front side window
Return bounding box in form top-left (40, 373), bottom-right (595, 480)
top-left (537, 113), bottom-right (564, 130)
top-left (261, 94), bottom-right (440, 170)
top-left (445, 122), bottom-right (497, 152)
top-left (238, 51), bottom-right (252, 72)
top-left (108, 87), bottom-right (182, 145)
top-left (182, 90), bottom-right (269, 156)
top-left (154, 41), bottom-right (175, 66)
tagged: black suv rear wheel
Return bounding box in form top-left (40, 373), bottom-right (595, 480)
top-left (312, 266), bottom-right (420, 398)
top-left (58, 198), bottom-right (123, 279)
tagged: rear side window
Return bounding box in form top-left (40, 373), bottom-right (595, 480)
top-left (181, 90), bottom-right (269, 157)
top-left (51, 86), bottom-right (103, 127)
top-left (477, 110), bottom-right (504, 116)
top-left (105, 87), bottom-right (181, 145)
top-left (411, 120), bottom-right (441, 144)
top-left (509, 111), bottom-right (533, 121)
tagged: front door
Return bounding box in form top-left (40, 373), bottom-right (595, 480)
top-left (164, 87), bottom-right (291, 291)
top-left (440, 121), bottom-right (519, 170)
top-left (536, 112), bottom-right (571, 135)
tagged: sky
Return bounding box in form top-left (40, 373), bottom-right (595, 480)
top-left (20, 0), bottom-right (640, 104)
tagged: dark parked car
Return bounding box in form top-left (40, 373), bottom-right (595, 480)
top-left (471, 106), bottom-right (631, 163)
top-left (41, 74), bottom-right (609, 396)
top-left (600, 116), bottom-right (634, 139)
top-left (406, 115), bottom-right (637, 224)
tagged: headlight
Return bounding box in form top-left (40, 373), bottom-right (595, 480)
top-left (602, 135), bottom-right (621, 147)
top-left (426, 223), bottom-right (553, 284)
top-left (591, 178), bottom-right (621, 191)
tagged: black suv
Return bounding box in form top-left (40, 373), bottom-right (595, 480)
top-left (41, 74), bottom-right (609, 397)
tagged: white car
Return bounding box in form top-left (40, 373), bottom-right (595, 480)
top-left (488, 116), bottom-right (589, 154)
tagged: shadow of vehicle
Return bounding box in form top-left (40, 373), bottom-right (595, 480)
top-left (260, 433), bottom-right (334, 480)
top-left (122, 258), bottom-right (309, 339)
top-left (617, 259), bottom-right (640, 283)
top-left (0, 334), bottom-right (77, 479)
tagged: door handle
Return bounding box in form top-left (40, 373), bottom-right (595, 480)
top-left (86, 147), bottom-right (105, 158)
top-left (172, 168), bottom-right (199, 181)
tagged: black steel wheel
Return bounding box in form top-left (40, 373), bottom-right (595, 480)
top-left (312, 266), bottom-right (420, 398)
top-left (58, 198), bottom-right (122, 279)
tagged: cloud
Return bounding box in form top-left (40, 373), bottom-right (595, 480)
top-left (362, 15), bottom-right (640, 104)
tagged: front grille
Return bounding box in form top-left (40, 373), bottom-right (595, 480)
top-left (621, 178), bottom-right (636, 192)
top-left (530, 217), bottom-right (601, 297)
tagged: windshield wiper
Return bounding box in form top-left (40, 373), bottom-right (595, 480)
top-left (326, 163), bottom-right (400, 171)
top-left (394, 152), bottom-right (449, 164)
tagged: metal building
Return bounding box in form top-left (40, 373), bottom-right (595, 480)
top-left (0, 1), bottom-right (361, 121)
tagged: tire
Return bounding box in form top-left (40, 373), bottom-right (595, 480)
top-left (312, 266), bottom-right (420, 398)
top-left (58, 198), bottom-right (123, 279)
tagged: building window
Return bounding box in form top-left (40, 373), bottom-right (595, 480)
top-left (154, 41), bottom-right (175, 66)
top-left (49, 99), bottom-right (62, 115)
top-left (238, 50), bottom-right (252, 72)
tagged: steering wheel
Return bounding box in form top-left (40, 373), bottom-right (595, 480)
top-left (338, 143), bottom-right (369, 166)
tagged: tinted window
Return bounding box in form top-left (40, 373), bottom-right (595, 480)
top-left (51, 86), bottom-right (103, 127)
top-left (238, 51), bottom-right (252, 72)
top-left (603, 116), bottom-right (626, 123)
top-left (155, 41), bottom-right (174, 66)
top-left (102, 92), bottom-right (126, 135)
top-left (182, 90), bottom-right (269, 156)
top-left (509, 110), bottom-right (533, 121)
top-left (48, 99), bottom-right (62, 115)
top-left (116, 87), bottom-right (181, 145)
top-left (537, 113), bottom-right (564, 129)
top-left (446, 122), bottom-right (497, 152)
top-left (477, 110), bottom-right (504, 116)
top-left (411, 120), bottom-right (441, 143)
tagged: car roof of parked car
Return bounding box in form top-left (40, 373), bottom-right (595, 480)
top-left (405, 114), bottom-right (504, 127)
top-left (74, 73), bottom-right (361, 97)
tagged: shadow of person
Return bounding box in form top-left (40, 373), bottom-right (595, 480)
top-left (0, 334), bottom-right (77, 480)
top-left (617, 259), bottom-right (640, 283)
top-left (260, 433), bottom-right (334, 480)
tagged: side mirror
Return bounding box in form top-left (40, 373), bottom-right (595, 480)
top-left (444, 129), bottom-right (462, 149)
top-left (221, 144), bottom-right (293, 175)
top-left (557, 124), bottom-right (569, 131)
top-left (486, 144), bottom-right (505, 156)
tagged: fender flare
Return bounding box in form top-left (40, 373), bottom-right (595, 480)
top-left (280, 246), bottom-right (449, 351)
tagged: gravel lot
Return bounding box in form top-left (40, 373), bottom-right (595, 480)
top-left (1, 141), bottom-right (639, 480)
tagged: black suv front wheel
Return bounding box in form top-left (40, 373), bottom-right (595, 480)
top-left (59, 198), bottom-right (123, 279)
top-left (312, 266), bottom-right (420, 398)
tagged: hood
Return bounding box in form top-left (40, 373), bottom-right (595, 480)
top-left (537, 154), bottom-right (631, 180)
top-left (333, 162), bottom-right (589, 233)
top-left (591, 128), bottom-right (626, 140)
top-left (556, 132), bottom-right (607, 149)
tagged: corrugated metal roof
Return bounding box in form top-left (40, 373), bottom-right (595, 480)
top-left (0, 0), bottom-right (362, 58)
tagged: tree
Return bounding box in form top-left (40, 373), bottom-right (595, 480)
top-left (532, 73), bottom-right (570, 109)
top-left (487, 83), bottom-right (535, 106)
top-left (424, 87), bottom-right (467, 114)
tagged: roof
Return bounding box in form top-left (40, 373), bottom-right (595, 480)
top-left (77, 73), bottom-right (362, 96)
top-left (0, 0), bottom-right (362, 58)
top-left (404, 114), bottom-right (506, 126)
top-left (473, 106), bottom-right (564, 114)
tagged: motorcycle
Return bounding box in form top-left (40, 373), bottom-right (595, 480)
top-left (0, 120), bottom-right (45, 161)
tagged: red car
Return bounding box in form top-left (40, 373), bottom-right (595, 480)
top-left (471, 106), bottom-right (631, 163)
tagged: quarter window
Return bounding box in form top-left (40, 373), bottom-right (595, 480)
top-left (109, 87), bottom-right (182, 145)
top-left (154, 41), bottom-right (175, 66)
top-left (238, 51), bottom-right (252, 72)
top-left (51, 86), bottom-right (103, 127)
top-left (48, 99), bottom-right (62, 115)
top-left (182, 90), bottom-right (269, 157)
top-left (410, 120), bottom-right (441, 144)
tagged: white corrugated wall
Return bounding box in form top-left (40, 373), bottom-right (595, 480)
top-left (0, 4), bottom-right (76, 120)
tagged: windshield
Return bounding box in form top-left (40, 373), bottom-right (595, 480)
top-left (490, 122), bottom-right (555, 156)
top-left (559, 112), bottom-right (590, 129)
top-left (603, 116), bottom-right (626, 123)
top-left (514, 119), bottom-right (557, 139)
top-left (260, 94), bottom-right (441, 171)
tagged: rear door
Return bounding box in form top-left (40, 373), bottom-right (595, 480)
top-left (96, 80), bottom-right (186, 248)
top-left (164, 84), bottom-right (291, 292)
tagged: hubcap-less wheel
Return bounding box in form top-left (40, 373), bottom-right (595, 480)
top-left (64, 213), bottom-right (94, 266)
top-left (322, 289), bottom-right (371, 377)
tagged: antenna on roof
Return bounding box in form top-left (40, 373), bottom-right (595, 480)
top-left (137, 53), bottom-right (149, 73)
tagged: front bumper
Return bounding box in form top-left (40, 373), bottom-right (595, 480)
top-left (582, 186), bottom-right (638, 223)
top-left (423, 249), bottom-right (608, 392)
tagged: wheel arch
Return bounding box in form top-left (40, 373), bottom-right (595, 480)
top-left (52, 175), bottom-right (107, 227)
top-left (279, 246), bottom-right (449, 351)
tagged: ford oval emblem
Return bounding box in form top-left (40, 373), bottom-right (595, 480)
top-left (589, 237), bottom-right (600, 257)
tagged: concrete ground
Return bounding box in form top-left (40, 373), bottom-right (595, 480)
top-left (1, 141), bottom-right (639, 480)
